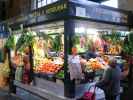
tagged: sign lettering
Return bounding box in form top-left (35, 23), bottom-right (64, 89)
top-left (46, 3), bottom-right (67, 14)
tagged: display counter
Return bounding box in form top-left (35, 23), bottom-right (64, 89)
top-left (14, 77), bottom-right (105, 100)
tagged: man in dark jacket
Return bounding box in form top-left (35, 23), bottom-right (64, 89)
top-left (97, 59), bottom-right (121, 100)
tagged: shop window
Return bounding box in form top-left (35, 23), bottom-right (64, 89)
top-left (32, 0), bottom-right (59, 9)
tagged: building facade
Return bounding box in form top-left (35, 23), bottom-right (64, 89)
top-left (6, 0), bottom-right (111, 19)
top-left (4, 0), bottom-right (133, 19)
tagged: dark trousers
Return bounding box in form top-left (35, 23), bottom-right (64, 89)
top-left (106, 94), bottom-right (117, 100)
top-left (9, 68), bottom-right (16, 93)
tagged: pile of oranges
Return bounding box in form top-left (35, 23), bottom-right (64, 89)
top-left (86, 59), bottom-right (104, 71)
top-left (35, 62), bottom-right (61, 74)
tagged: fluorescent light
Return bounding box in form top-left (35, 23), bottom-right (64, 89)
top-left (75, 27), bottom-right (85, 33)
top-left (87, 29), bottom-right (98, 35)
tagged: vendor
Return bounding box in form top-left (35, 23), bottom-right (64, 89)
top-left (85, 46), bottom-right (97, 60)
top-left (68, 47), bottom-right (84, 81)
top-left (10, 51), bottom-right (22, 93)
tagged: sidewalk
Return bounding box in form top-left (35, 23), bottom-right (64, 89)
top-left (0, 87), bottom-right (20, 100)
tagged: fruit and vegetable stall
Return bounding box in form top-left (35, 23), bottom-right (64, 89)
top-left (1, 0), bottom-right (133, 99)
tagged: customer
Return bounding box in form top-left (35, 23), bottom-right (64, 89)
top-left (96, 59), bottom-right (121, 100)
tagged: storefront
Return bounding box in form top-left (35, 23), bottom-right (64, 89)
top-left (2, 0), bottom-right (133, 99)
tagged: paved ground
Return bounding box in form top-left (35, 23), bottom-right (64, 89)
top-left (0, 86), bottom-right (133, 100)
top-left (0, 89), bottom-right (20, 100)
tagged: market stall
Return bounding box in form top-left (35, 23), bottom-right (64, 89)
top-left (3, 0), bottom-right (133, 99)
top-left (0, 23), bottom-right (10, 88)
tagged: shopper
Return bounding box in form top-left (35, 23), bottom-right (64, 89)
top-left (22, 54), bottom-right (31, 84)
top-left (96, 59), bottom-right (121, 100)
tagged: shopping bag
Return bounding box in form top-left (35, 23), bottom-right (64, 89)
top-left (95, 87), bottom-right (105, 100)
top-left (82, 91), bottom-right (95, 100)
top-left (82, 86), bottom-right (96, 100)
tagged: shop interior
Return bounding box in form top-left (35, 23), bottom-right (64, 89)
top-left (4, 19), bottom-right (128, 98)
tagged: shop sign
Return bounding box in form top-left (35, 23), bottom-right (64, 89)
top-left (75, 6), bottom-right (128, 24)
top-left (7, 2), bottom-right (67, 26)
top-left (46, 3), bottom-right (67, 14)
top-left (30, 2), bottom-right (67, 18)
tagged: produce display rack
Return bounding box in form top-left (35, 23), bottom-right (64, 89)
top-left (1, 0), bottom-right (133, 99)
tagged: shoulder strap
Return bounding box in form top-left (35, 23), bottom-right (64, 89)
top-left (109, 68), bottom-right (113, 87)
top-left (109, 68), bottom-right (112, 79)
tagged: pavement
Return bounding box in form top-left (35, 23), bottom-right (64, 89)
top-left (0, 88), bottom-right (20, 100)
top-left (0, 85), bottom-right (133, 100)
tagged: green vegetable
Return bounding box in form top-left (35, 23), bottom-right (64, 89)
top-left (52, 34), bottom-right (62, 51)
top-left (123, 32), bottom-right (133, 55)
top-left (16, 31), bottom-right (35, 52)
top-left (5, 35), bottom-right (15, 49)
top-left (72, 35), bottom-right (80, 46)
top-left (37, 32), bottom-right (51, 41)
top-left (100, 30), bottom-right (121, 45)
top-left (56, 70), bottom-right (64, 78)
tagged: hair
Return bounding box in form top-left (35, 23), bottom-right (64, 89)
top-left (108, 58), bottom-right (116, 68)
